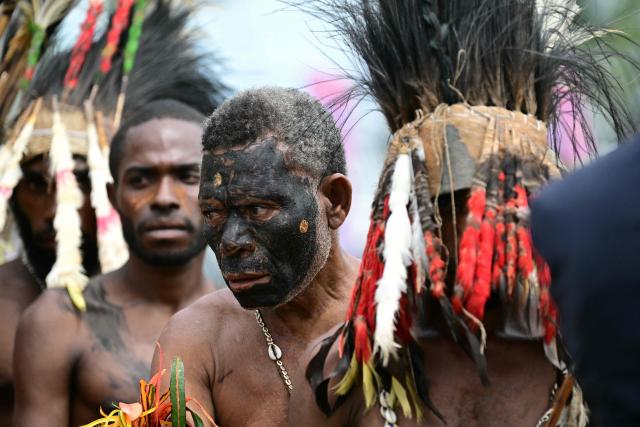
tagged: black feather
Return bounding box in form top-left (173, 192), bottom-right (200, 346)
top-left (28, 0), bottom-right (225, 117)
top-left (290, 0), bottom-right (638, 161)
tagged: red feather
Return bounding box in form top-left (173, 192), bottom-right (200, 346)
top-left (453, 188), bottom-right (485, 311)
top-left (465, 208), bottom-right (496, 320)
top-left (425, 231), bottom-right (447, 299)
top-left (504, 193), bottom-right (518, 298)
top-left (338, 332), bottom-right (346, 359)
top-left (492, 219), bottom-right (506, 290)
top-left (535, 251), bottom-right (556, 344)
top-left (395, 296), bottom-right (413, 344)
top-left (354, 316), bottom-right (372, 363)
top-left (65, 0), bottom-right (103, 90)
top-left (514, 185), bottom-right (534, 276)
top-left (100, 0), bottom-right (135, 75)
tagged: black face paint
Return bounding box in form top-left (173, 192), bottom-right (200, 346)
top-left (199, 137), bottom-right (319, 308)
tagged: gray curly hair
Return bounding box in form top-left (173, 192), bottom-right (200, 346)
top-left (202, 87), bottom-right (346, 182)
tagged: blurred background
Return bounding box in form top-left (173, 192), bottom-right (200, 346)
top-left (63, 0), bottom-right (640, 283)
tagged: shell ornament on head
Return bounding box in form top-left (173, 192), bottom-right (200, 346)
top-left (0, 0), bottom-right (224, 310)
top-left (296, 1), bottom-right (638, 426)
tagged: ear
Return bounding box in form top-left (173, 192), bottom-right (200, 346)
top-left (318, 173), bottom-right (352, 230)
top-left (107, 182), bottom-right (118, 211)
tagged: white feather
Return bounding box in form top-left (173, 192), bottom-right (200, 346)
top-left (46, 104), bottom-right (89, 300)
top-left (0, 107), bottom-right (39, 230)
top-left (85, 109), bottom-right (129, 272)
top-left (544, 337), bottom-right (565, 370)
top-left (374, 153), bottom-right (413, 366)
top-left (410, 196), bottom-right (428, 292)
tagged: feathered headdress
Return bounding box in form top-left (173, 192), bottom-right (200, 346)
top-left (0, 0), bottom-right (224, 310)
top-left (299, 0), bottom-right (637, 424)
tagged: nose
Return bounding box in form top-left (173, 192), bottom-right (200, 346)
top-left (220, 215), bottom-right (256, 258)
top-left (42, 190), bottom-right (57, 223)
top-left (151, 177), bottom-right (180, 213)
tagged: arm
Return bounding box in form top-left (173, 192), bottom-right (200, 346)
top-left (0, 290), bottom-right (22, 427)
top-left (0, 291), bottom-right (22, 389)
top-left (151, 306), bottom-right (216, 425)
top-left (13, 291), bottom-right (79, 427)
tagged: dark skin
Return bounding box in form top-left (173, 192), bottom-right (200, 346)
top-left (0, 155), bottom-right (98, 426)
top-left (289, 191), bottom-right (556, 427)
top-left (152, 135), bottom-right (360, 426)
top-left (13, 118), bottom-right (215, 427)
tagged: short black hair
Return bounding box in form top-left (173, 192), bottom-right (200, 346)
top-left (202, 87), bottom-right (346, 182)
top-left (109, 99), bottom-right (205, 179)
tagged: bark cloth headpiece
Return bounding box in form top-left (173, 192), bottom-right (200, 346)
top-left (297, 1), bottom-right (638, 425)
top-left (0, 0), bottom-right (223, 310)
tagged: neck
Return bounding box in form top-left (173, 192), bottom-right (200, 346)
top-left (120, 251), bottom-right (208, 309)
top-left (21, 251), bottom-right (48, 290)
top-left (264, 240), bottom-right (359, 340)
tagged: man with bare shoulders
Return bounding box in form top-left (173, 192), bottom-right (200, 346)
top-left (0, 151), bottom-right (98, 426)
top-left (13, 100), bottom-right (216, 426)
top-left (152, 87), bottom-right (360, 426)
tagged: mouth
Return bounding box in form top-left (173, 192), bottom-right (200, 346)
top-left (143, 221), bottom-right (190, 239)
top-left (224, 272), bottom-right (271, 292)
top-left (34, 233), bottom-right (57, 250)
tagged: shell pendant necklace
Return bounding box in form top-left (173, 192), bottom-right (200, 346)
top-left (255, 309), bottom-right (293, 394)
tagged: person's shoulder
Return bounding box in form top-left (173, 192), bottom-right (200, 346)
top-left (160, 289), bottom-right (242, 345)
top-left (22, 288), bottom-right (78, 324)
top-left (179, 288), bottom-right (241, 320)
top-left (17, 287), bottom-right (80, 351)
top-left (0, 259), bottom-right (38, 302)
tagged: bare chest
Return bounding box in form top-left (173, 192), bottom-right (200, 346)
top-left (71, 337), bottom-right (154, 423)
top-left (70, 306), bottom-right (170, 425)
top-left (418, 338), bottom-right (555, 427)
top-left (211, 327), bottom-right (306, 427)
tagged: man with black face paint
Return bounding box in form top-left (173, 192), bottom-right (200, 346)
top-left (152, 87), bottom-right (360, 426)
top-left (13, 100), bottom-right (216, 427)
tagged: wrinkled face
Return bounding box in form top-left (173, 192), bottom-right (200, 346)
top-left (12, 154), bottom-right (96, 265)
top-left (112, 118), bottom-right (206, 266)
top-left (199, 136), bottom-right (325, 309)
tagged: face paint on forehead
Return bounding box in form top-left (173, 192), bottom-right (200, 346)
top-left (200, 137), bottom-right (323, 308)
top-left (200, 136), bottom-right (315, 199)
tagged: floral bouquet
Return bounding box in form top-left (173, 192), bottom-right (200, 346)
top-left (82, 355), bottom-right (216, 427)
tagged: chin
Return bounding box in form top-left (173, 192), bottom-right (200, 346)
top-left (231, 289), bottom-right (286, 310)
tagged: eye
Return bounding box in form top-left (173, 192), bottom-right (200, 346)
top-left (202, 205), bottom-right (227, 228)
top-left (180, 169), bottom-right (200, 185)
top-left (127, 174), bottom-right (150, 189)
top-left (250, 206), bottom-right (267, 215)
top-left (24, 175), bottom-right (50, 194)
top-left (243, 205), bottom-right (278, 222)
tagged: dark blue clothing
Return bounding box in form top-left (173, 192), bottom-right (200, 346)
top-left (531, 137), bottom-right (640, 427)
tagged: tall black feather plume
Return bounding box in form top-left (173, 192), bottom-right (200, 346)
top-left (29, 0), bottom-right (225, 116)
top-left (291, 0), bottom-right (638, 159)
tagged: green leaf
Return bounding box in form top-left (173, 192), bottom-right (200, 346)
top-left (188, 409), bottom-right (204, 427)
top-left (170, 357), bottom-right (186, 427)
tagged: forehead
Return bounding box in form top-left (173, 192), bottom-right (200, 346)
top-left (200, 137), bottom-right (310, 196)
top-left (121, 118), bottom-right (203, 169)
top-left (21, 154), bottom-right (88, 174)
